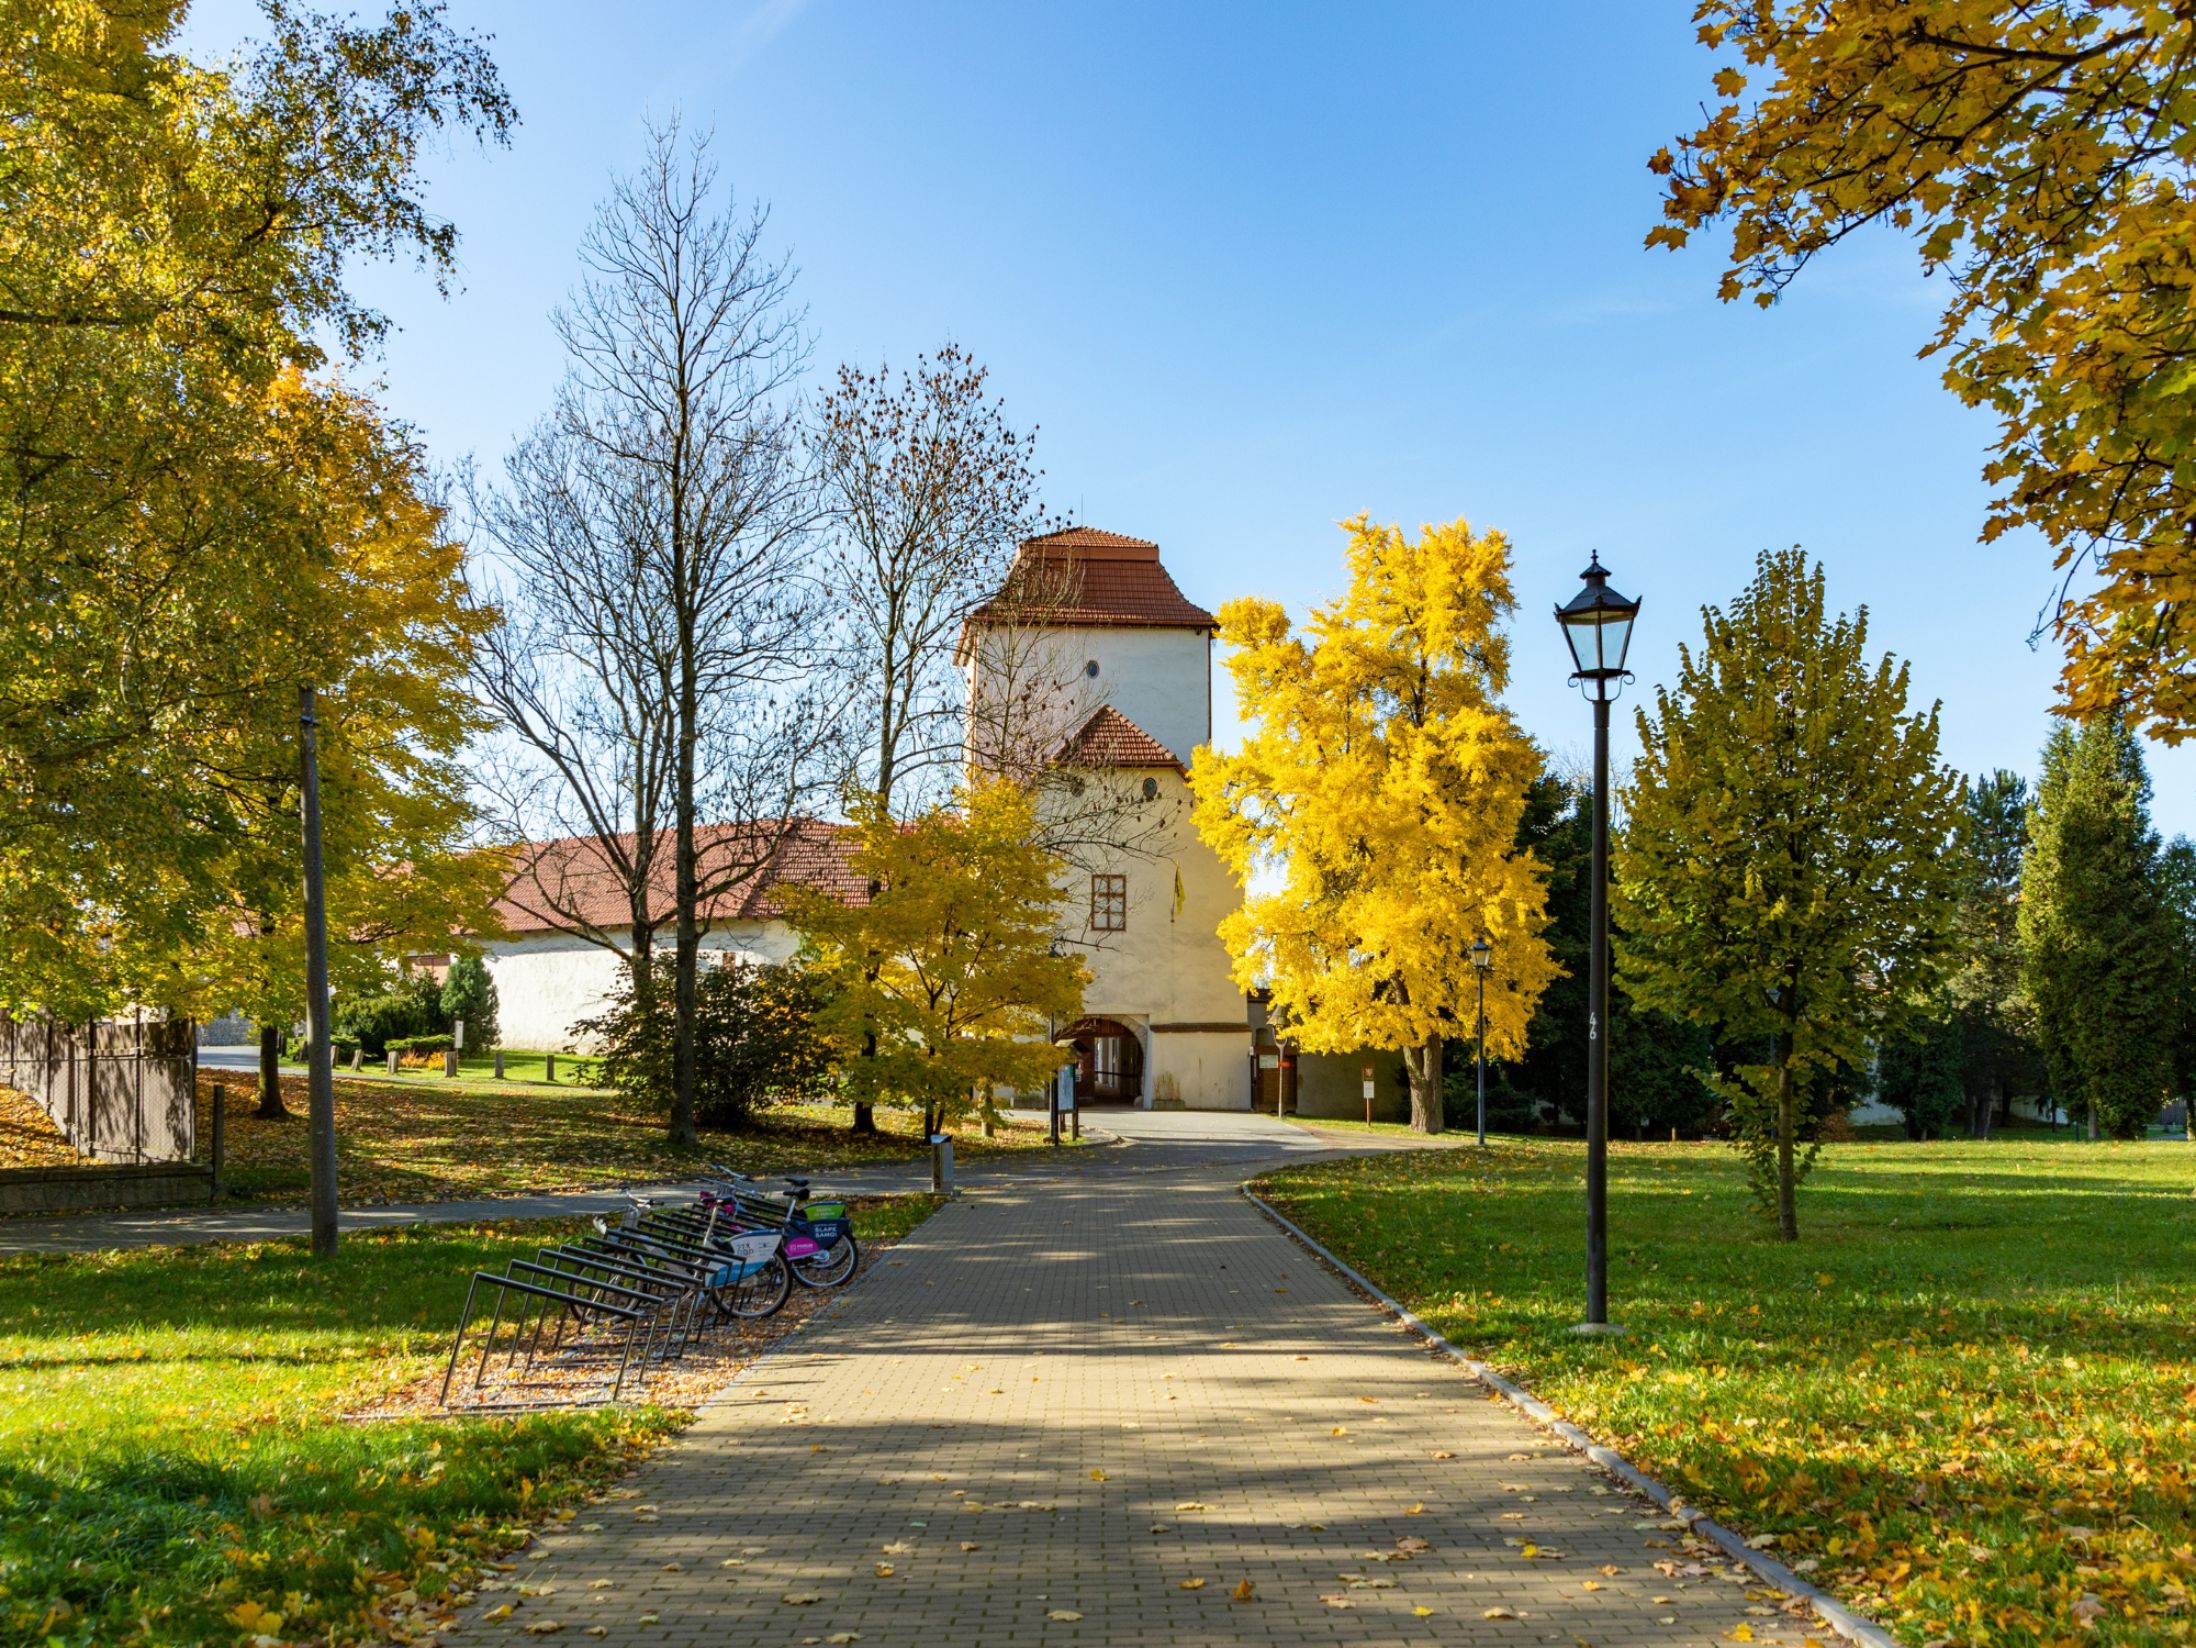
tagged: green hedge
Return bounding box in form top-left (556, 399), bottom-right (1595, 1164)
top-left (384, 1034), bottom-right (454, 1056)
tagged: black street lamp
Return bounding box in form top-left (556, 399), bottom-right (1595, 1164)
top-left (1470, 935), bottom-right (1492, 1147)
top-left (1554, 552), bottom-right (1640, 1333)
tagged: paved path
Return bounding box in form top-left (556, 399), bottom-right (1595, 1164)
top-left (0, 1108), bottom-right (1372, 1254)
top-left (469, 1114), bottom-right (1789, 1648)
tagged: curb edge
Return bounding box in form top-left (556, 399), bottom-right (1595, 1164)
top-left (1239, 1183), bottom-right (1902, 1648)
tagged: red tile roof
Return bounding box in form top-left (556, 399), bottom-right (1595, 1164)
top-left (967, 526), bottom-right (1217, 634)
top-left (1059, 706), bottom-right (1186, 773)
top-left (494, 818), bottom-right (865, 936)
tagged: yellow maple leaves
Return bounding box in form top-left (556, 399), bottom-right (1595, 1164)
top-left (1192, 515), bottom-right (1559, 1127)
top-left (1650, 3), bottom-right (2196, 743)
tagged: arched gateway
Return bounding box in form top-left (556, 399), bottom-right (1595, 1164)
top-left (1056, 1016), bottom-right (1144, 1105)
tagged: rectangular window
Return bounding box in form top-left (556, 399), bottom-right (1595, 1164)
top-left (1091, 873), bottom-right (1127, 932)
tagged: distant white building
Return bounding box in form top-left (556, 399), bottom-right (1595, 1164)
top-left (481, 821), bottom-right (855, 1053)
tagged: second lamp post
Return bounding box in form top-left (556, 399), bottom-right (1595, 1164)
top-left (1470, 935), bottom-right (1491, 1146)
top-left (1554, 552), bottom-right (1640, 1333)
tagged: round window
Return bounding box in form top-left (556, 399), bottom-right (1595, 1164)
top-left (1084, 659), bottom-right (1101, 678)
top-left (1141, 776), bottom-right (1159, 801)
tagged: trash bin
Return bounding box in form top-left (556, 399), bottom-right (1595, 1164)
top-left (930, 1133), bottom-right (954, 1196)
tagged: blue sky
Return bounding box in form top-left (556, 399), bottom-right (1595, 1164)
top-left (184, 0), bottom-right (2196, 834)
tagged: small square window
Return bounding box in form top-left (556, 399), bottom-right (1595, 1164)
top-left (1091, 873), bottom-right (1127, 932)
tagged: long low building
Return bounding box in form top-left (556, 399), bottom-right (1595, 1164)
top-left (483, 819), bottom-right (857, 1053)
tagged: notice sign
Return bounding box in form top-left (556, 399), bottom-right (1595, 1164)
top-left (1259, 1053), bottom-right (1280, 1070)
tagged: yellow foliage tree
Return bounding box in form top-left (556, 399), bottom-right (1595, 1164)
top-left (0, 0), bottom-right (511, 1015)
top-left (174, 380), bottom-right (508, 1063)
top-left (1649, 3), bottom-right (2196, 740)
top-left (1192, 516), bottom-right (1559, 1133)
top-left (793, 781), bottom-right (1085, 1131)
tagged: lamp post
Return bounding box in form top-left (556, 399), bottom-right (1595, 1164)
top-left (1046, 939), bottom-right (1066, 1148)
top-left (1470, 935), bottom-right (1492, 1147)
top-left (1554, 553), bottom-right (1640, 1333)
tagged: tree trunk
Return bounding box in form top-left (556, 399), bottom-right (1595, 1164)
top-left (1403, 1038), bottom-right (1444, 1134)
top-left (1774, 1040), bottom-right (1799, 1241)
top-left (670, 847), bottom-right (700, 1151)
top-left (1969, 1079), bottom-right (1995, 1141)
top-left (256, 1022), bottom-right (288, 1119)
top-left (981, 1084), bottom-right (997, 1138)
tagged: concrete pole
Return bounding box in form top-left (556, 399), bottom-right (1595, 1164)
top-left (299, 686), bottom-right (339, 1257)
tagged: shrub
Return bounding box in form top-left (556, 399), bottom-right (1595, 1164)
top-left (283, 1036), bottom-right (360, 1062)
top-left (440, 954), bottom-right (500, 1049)
top-left (332, 971), bottom-right (445, 1057)
top-left (577, 955), bottom-right (835, 1129)
top-left (384, 1034), bottom-right (454, 1056)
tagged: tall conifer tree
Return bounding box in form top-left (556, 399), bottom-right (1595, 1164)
top-left (2019, 717), bottom-right (2174, 1139)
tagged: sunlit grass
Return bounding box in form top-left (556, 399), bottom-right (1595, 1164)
top-left (186, 1073), bottom-right (1069, 1205)
top-left (1260, 1136), bottom-right (2196, 1648)
top-left (0, 1197), bottom-right (939, 1646)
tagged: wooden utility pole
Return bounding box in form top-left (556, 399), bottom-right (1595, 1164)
top-left (298, 686), bottom-right (339, 1256)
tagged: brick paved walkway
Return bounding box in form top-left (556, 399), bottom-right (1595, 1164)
top-left (467, 1129), bottom-right (1803, 1648)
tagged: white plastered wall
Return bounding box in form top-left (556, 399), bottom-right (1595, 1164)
top-left (965, 624), bottom-right (1214, 772)
top-left (484, 921), bottom-right (799, 1051)
top-left (1066, 769), bottom-right (1250, 1109)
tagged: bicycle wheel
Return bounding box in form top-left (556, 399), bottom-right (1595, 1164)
top-left (792, 1233), bottom-right (859, 1289)
top-left (713, 1254), bottom-right (792, 1319)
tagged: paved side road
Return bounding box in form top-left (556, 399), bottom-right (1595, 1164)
top-left (464, 1148), bottom-right (1800, 1648)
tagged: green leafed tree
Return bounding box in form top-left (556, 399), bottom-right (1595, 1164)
top-left (1944, 769), bottom-right (2043, 1136)
top-left (1617, 549), bottom-right (1964, 1237)
top-left (2159, 838), bottom-right (2196, 1140)
top-left (440, 955), bottom-right (500, 1052)
top-left (1876, 1006), bottom-right (1965, 1140)
top-left (2018, 716), bottom-right (2175, 1139)
top-left (0, 1), bottom-right (512, 1016)
top-left (1466, 770), bottom-right (1716, 1137)
top-left (1649, 3), bottom-right (2196, 742)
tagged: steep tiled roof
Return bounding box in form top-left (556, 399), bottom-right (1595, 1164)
top-left (1026, 526), bottom-right (1159, 552)
top-left (966, 526), bottom-right (1217, 634)
top-left (1059, 705), bottom-right (1186, 773)
top-left (494, 818), bottom-right (864, 936)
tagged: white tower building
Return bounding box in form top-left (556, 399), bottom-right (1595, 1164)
top-left (959, 528), bottom-right (1252, 1109)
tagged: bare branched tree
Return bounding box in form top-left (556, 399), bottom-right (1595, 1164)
top-left (816, 346), bottom-right (1055, 819)
top-left (474, 121), bottom-right (835, 1147)
top-left (812, 347), bottom-right (1056, 1132)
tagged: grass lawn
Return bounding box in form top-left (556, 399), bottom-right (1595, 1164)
top-left (327, 1050), bottom-right (597, 1087)
top-left (0, 1195), bottom-right (939, 1647)
top-left (1258, 1136), bottom-right (2196, 1648)
top-left (163, 1072), bottom-right (1067, 1205)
